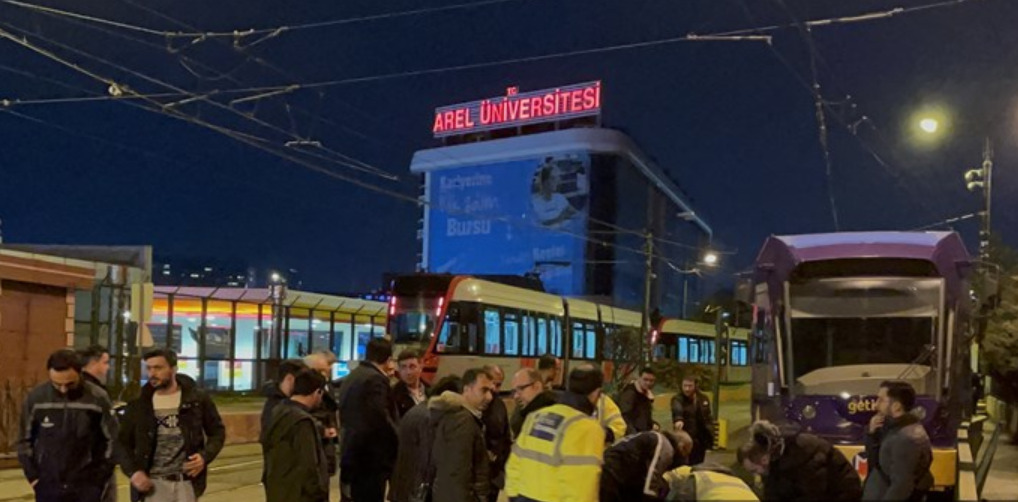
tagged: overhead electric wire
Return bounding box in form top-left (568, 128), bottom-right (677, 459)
top-left (0, 21), bottom-right (397, 182)
top-left (1, 24), bottom-right (712, 272)
top-left (0, 0), bottom-right (522, 40)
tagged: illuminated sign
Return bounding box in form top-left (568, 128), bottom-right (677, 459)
top-left (432, 81), bottom-right (602, 137)
top-left (847, 398), bottom-right (878, 414)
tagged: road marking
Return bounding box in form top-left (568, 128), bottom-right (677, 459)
top-left (209, 460), bottom-right (263, 472)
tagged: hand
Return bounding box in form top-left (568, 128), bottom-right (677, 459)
top-left (130, 471), bottom-right (153, 493)
top-left (869, 414), bottom-right (885, 434)
top-left (183, 454), bottom-right (206, 477)
top-left (324, 427), bottom-right (338, 439)
top-left (29, 479), bottom-right (38, 489)
top-left (673, 420), bottom-right (684, 431)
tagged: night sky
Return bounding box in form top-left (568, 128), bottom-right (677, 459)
top-left (1, 0), bottom-right (1016, 293)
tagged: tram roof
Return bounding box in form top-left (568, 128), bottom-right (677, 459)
top-left (754, 231), bottom-right (972, 299)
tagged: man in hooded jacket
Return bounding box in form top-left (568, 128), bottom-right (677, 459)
top-left (262, 369), bottom-right (330, 502)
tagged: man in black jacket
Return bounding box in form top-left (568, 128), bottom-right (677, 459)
top-left (481, 365), bottom-right (511, 502)
top-left (670, 376), bottom-right (714, 464)
top-left (79, 345), bottom-right (118, 502)
top-left (262, 368), bottom-right (330, 502)
top-left (862, 381), bottom-right (934, 501)
top-left (389, 376), bottom-right (463, 502)
top-left (619, 367), bottom-right (656, 435)
top-left (260, 359), bottom-right (308, 434)
top-left (337, 338), bottom-right (399, 502)
top-left (305, 351), bottom-right (340, 477)
top-left (118, 348), bottom-right (226, 502)
top-left (392, 349), bottom-right (429, 419)
top-left (429, 368), bottom-right (495, 502)
top-left (738, 420), bottom-right (862, 502)
top-left (600, 430), bottom-right (691, 501)
top-left (508, 367), bottom-right (558, 438)
top-left (18, 349), bottom-right (117, 502)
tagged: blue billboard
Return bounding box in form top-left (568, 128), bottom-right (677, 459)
top-left (426, 153), bottom-right (590, 295)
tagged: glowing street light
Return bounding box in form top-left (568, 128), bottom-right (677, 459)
top-left (919, 118), bottom-right (939, 134)
top-left (702, 251), bottom-right (719, 266)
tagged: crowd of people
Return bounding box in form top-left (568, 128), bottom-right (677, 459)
top-left (17, 341), bottom-right (938, 502)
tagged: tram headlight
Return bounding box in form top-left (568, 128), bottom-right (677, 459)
top-left (802, 404), bottom-right (817, 420)
top-left (912, 406), bottom-right (927, 421)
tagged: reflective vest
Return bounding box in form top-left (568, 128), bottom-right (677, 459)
top-left (505, 403), bottom-right (605, 502)
top-left (596, 394), bottom-right (628, 444)
top-left (664, 466), bottom-right (759, 501)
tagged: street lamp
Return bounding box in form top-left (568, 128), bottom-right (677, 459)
top-left (702, 251), bottom-right (719, 267)
top-left (919, 118), bottom-right (939, 134)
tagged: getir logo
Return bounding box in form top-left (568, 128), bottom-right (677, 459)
top-left (847, 398), bottom-right (878, 414)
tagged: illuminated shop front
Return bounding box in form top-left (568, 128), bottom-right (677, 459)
top-left (149, 287), bottom-right (386, 392)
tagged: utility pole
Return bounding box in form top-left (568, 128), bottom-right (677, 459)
top-left (640, 231), bottom-right (654, 364)
top-left (965, 139), bottom-right (993, 262)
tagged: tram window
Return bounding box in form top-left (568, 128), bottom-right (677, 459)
top-left (550, 318), bottom-right (563, 357)
top-left (584, 328), bottom-right (597, 360)
top-left (483, 309), bottom-right (501, 355)
top-left (572, 323), bottom-right (585, 358)
top-left (504, 311), bottom-right (520, 356)
top-left (537, 317), bottom-right (548, 355)
top-left (521, 313), bottom-right (535, 356)
top-left (730, 340), bottom-right (748, 366)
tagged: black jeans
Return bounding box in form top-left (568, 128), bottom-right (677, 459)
top-left (35, 482), bottom-right (103, 502)
top-left (348, 469), bottom-right (388, 502)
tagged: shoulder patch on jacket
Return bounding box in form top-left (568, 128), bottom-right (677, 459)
top-left (530, 413), bottom-right (565, 441)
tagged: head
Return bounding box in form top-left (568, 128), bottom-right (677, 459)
top-left (511, 367), bottom-right (545, 407)
top-left (397, 349), bottom-right (423, 387)
top-left (877, 380), bottom-right (917, 418)
top-left (664, 430), bottom-right (694, 468)
top-left (568, 363), bottom-right (604, 406)
top-left (461, 368), bottom-right (495, 411)
top-left (538, 353), bottom-right (561, 384)
top-left (277, 359), bottom-right (308, 397)
top-left (365, 338), bottom-right (394, 372)
top-left (143, 348), bottom-right (178, 390)
top-left (78, 345), bottom-right (110, 384)
top-left (483, 364), bottom-right (505, 391)
top-left (304, 351), bottom-right (336, 380)
top-left (637, 367), bottom-right (656, 391)
top-left (290, 368), bottom-right (327, 410)
top-left (47, 349), bottom-right (83, 396)
top-left (428, 375), bottom-right (462, 397)
top-left (682, 376), bottom-right (698, 397)
top-left (738, 420), bottom-right (784, 476)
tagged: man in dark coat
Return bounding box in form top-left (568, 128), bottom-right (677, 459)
top-left (18, 349), bottom-right (117, 502)
top-left (619, 367), bottom-right (656, 435)
top-left (508, 367), bottom-right (558, 438)
top-left (305, 352), bottom-right (341, 477)
top-left (78, 345), bottom-right (118, 502)
top-left (337, 338), bottom-right (399, 502)
top-left (738, 420), bottom-right (862, 502)
top-left (260, 359), bottom-right (308, 434)
top-left (863, 381), bottom-right (934, 501)
top-left (388, 376), bottom-right (463, 502)
top-left (392, 349), bottom-right (429, 419)
top-left (429, 368), bottom-right (495, 502)
top-left (670, 375), bottom-right (714, 464)
top-left (118, 348), bottom-right (226, 502)
top-left (600, 430), bottom-right (691, 502)
top-left (482, 365), bottom-right (512, 502)
top-left (262, 368), bottom-right (330, 502)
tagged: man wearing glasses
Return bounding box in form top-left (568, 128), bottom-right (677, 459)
top-left (508, 368), bottom-right (558, 438)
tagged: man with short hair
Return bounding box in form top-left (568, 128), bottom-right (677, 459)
top-left (508, 367), bottom-right (558, 438)
top-left (392, 349), bottom-right (429, 419)
top-left (506, 364), bottom-right (607, 502)
top-left (670, 376), bottom-right (714, 464)
top-left (305, 351), bottom-right (340, 477)
top-left (537, 353), bottom-right (562, 389)
top-left (481, 364), bottom-right (511, 502)
top-left (863, 380), bottom-right (934, 501)
top-left (79, 345), bottom-right (112, 393)
top-left (118, 348), bottom-right (226, 502)
top-left (261, 359), bottom-right (308, 434)
top-left (18, 349), bottom-right (117, 502)
top-left (338, 338), bottom-right (399, 501)
top-left (619, 367), bottom-right (656, 434)
top-left (262, 368), bottom-right (330, 502)
top-left (389, 375), bottom-right (463, 502)
top-left (429, 368), bottom-right (496, 502)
